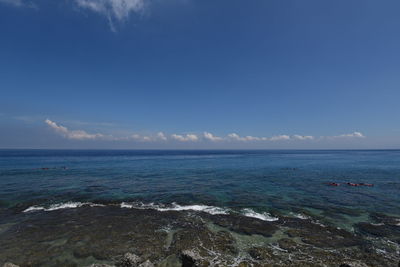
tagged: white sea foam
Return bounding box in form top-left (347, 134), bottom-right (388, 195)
top-left (120, 202), bottom-right (229, 215)
top-left (241, 208), bottom-right (279, 221)
top-left (23, 202), bottom-right (104, 212)
top-left (23, 201), bottom-right (281, 222)
top-left (23, 206), bottom-right (47, 212)
top-left (312, 220), bottom-right (327, 227)
top-left (290, 212), bottom-right (309, 220)
top-left (376, 248), bottom-right (388, 254)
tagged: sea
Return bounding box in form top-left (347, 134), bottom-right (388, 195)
top-left (0, 149), bottom-right (399, 266)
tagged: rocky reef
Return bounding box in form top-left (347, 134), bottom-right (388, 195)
top-left (0, 206), bottom-right (399, 267)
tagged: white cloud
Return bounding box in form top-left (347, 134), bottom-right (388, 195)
top-left (227, 133), bottom-right (241, 141)
top-left (203, 132), bottom-right (223, 142)
top-left (227, 133), bottom-right (315, 142)
top-left (227, 133), bottom-right (270, 142)
top-left (142, 136), bottom-right (151, 141)
top-left (292, 135), bottom-right (314, 140)
top-left (75, 0), bottom-right (145, 31)
top-left (156, 132), bottom-right (167, 141)
top-left (45, 119), bottom-right (105, 140)
top-left (243, 136), bottom-right (260, 141)
top-left (130, 132), bottom-right (168, 142)
top-left (171, 134), bottom-right (199, 142)
top-left (334, 132), bottom-right (366, 139)
top-left (130, 134), bottom-right (149, 142)
top-left (44, 120), bottom-right (366, 144)
top-left (247, 136), bottom-right (262, 141)
top-left (227, 133), bottom-right (245, 141)
top-left (270, 135), bottom-right (291, 141)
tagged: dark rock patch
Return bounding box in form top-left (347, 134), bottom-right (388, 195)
top-left (209, 214), bottom-right (278, 237)
top-left (0, 206), bottom-right (398, 267)
top-left (277, 238), bottom-right (300, 252)
top-left (117, 252), bottom-right (141, 267)
top-left (180, 250), bottom-right (202, 267)
top-left (369, 212), bottom-right (400, 226)
top-left (278, 217), bottom-right (363, 248)
top-left (355, 222), bottom-right (400, 242)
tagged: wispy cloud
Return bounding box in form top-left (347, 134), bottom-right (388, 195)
top-left (63, 120), bottom-right (116, 127)
top-left (14, 115), bottom-right (40, 123)
top-left (292, 135), bottom-right (314, 140)
top-left (75, 0), bottom-right (146, 31)
top-left (0, 0), bottom-right (145, 28)
top-left (333, 131), bottom-right (365, 138)
top-left (0, 0), bottom-right (36, 8)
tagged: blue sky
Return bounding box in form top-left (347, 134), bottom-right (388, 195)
top-left (1, 0), bottom-right (399, 149)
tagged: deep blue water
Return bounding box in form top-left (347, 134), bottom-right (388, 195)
top-left (0, 149), bottom-right (399, 227)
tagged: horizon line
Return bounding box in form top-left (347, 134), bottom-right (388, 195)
top-left (1, 148), bottom-right (399, 151)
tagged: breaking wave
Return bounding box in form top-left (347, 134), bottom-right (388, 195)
top-left (120, 202), bottom-right (229, 215)
top-left (22, 202), bottom-right (278, 222)
top-left (290, 212), bottom-right (310, 220)
top-left (241, 208), bottom-right (279, 221)
top-left (23, 202), bottom-right (105, 212)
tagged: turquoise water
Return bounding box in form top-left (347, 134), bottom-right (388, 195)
top-left (0, 149), bottom-right (399, 226)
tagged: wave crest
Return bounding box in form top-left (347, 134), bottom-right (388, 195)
top-left (23, 202), bottom-right (104, 212)
top-left (241, 208), bottom-right (279, 221)
top-left (120, 202), bottom-right (229, 215)
top-left (22, 202), bottom-right (279, 222)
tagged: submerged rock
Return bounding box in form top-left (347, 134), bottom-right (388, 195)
top-left (138, 260), bottom-right (154, 267)
top-left (73, 246), bottom-right (92, 258)
top-left (369, 212), bottom-right (400, 226)
top-left (87, 264), bottom-right (115, 267)
top-left (169, 225), bottom-right (237, 265)
top-left (3, 263), bottom-right (19, 267)
top-left (248, 246), bottom-right (275, 261)
top-left (0, 205), bottom-right (399, 267)
top-left (237, 261), bottom-right (252, 267)
top-left (157, 254), bottom-right (181, 267)
top-left (180, 250), bottom-right (204, 267)
top-left (209, 214), bottom-right (278, 237)
top-left (277, 238), bottom-right (299, 252)
top-left (118, 252), bottom-right (141, 267)
top-left (355, 222), bottom-right (400, 242)
top-left (338, 263), bottom-right (369, 267)
top-left (278, 216), bottom-right (363, 248)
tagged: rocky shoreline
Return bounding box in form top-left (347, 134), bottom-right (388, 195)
top-left (0, 206), bottom-right (399, 267)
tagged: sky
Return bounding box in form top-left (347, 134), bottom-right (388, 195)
top-left (0, 0), bottom-right (399, 149)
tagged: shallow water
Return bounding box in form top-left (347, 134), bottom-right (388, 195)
top-left (0, 149), bottom-right (399, 266)
top-left (1, 150), bottom-right (399, 220)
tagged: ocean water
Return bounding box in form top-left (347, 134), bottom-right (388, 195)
top-left (1, 149), bottom-right (400, 266)
top-left (0, 149), bottom-right (399, 226)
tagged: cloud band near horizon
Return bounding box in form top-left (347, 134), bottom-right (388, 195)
top-left (45, 119), bottom-right (366, 143)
